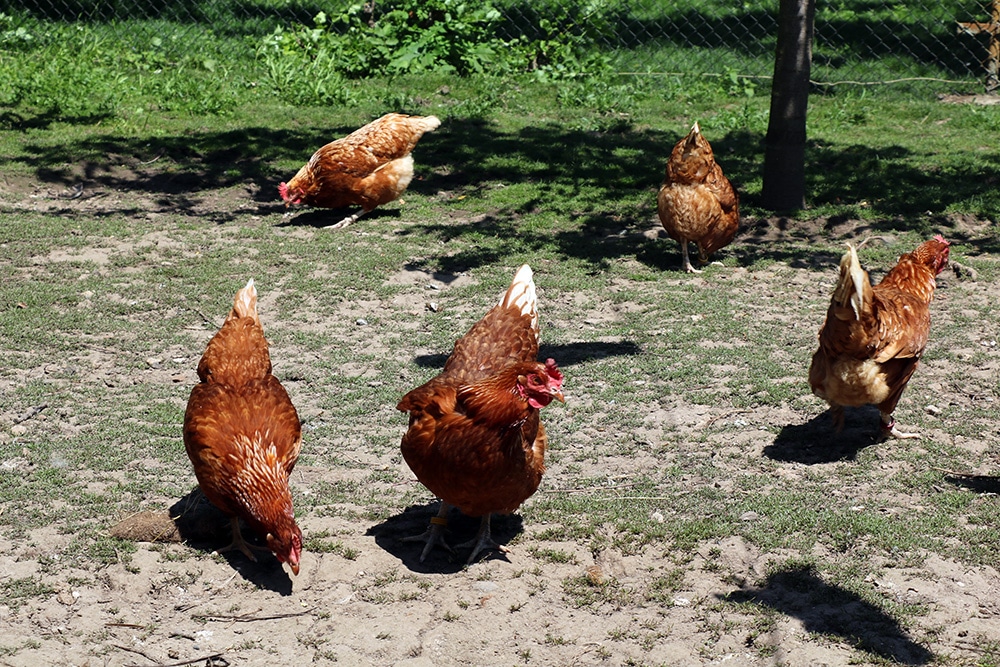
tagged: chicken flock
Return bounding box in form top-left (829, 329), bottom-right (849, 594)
top-left (180, 113), bottom-right (951, 575)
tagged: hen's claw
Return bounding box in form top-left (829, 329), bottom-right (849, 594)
top-left (402, 504), bottom-right (456, 562)
top-left (216, 517), bottom-right (271, 563)
top-left (323, 210), bottom-right (363, 230)
top-left (880, 416), bottom-right (920, 440)
top-left (457, 515), bottom-right (508, 565)
top-left (680, 243), bottom-right (703, 274)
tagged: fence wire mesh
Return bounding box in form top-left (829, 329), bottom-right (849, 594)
top-left (3, 0), bottom-right (998, 94)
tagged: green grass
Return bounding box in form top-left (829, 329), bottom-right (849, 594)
top-left (0, 8), bottom-right (999, 664)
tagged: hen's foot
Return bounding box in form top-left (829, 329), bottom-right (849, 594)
top-left (216, 517), bottom-right (269, 563)
top-left (879, 417), bottom-right (920, 440)
top-left (457, 515), bottom-right (508, 565)
top-left (680, 243), bottom-right (702, 273)
top-left (402, 506), bottom-right (456, 562)
top-left (829, 405), bottom-right (846, 432)
top-left (323, 211), bottom-right (363, 230)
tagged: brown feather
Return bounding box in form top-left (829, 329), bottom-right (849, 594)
top-left (808, 237), bottom-right (950, 432)
top-left (281, 113), bottom-right (440, 213)
top-left (397, 265), bottom-right (562, 520)
top-left (656, 122), bottom-right (740, 267)
top-left (183, 279), bottom-right (303, 571)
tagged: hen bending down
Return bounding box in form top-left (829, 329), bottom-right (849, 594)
top-left (279, 113), bottom-right (440, 229)
top-left (656, 122), bottom-right (740, 273)
top-left (808, 236), bottom-right (950, 440)
top-left (397, 265), bottom-right (565, 564)
top-left (183, 279), bottom-right (303, 574)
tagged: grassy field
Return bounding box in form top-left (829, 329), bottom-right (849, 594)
top-left (1, 9), bottom-right (1000, 666)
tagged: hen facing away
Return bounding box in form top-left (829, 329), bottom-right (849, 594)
top-left (183, 279), bottom-right (303, 575)
top-left (397, 265), bottom-right (565, 564)
top-left (808, 236), bottom-right (950, 440)
top-left (279, 112), bottom-right (440, 229)
top-left (656, 122), bottom-right (740, 273)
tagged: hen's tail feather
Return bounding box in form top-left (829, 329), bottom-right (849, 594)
top-left (232, 279), bottom-right (260, 323)
top-left (414, 115), bottom-right (442, 134)
top-left (831, 244), bottom-right (871, 321)
top-left (500, 264), bottom-right (538, 325)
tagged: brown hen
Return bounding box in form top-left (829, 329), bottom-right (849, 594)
top-left (657, 122), bottom-right (740, 273)
top-left (279, 112), bottom-right (440, 229)
top-left (183, 279), bottom-right (303, 574)
top-left (397, 265), bottom-right (565, 564)
top-left (809, 236), bottom-right (950, 440)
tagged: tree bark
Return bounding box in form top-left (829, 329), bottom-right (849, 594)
top-left (762, 0), bottom-right (816, 212)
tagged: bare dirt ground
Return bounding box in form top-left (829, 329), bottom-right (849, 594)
top-left (1, 177), bottom-right (999, 667)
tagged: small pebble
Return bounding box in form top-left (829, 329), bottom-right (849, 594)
top-left (925, 404), bottom-right (941, 415)
top-left (427, 302), bottom-right (438, 312)
top-left (356, 318), bottom-right (368, 326)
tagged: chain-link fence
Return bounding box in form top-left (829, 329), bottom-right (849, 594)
top-left (3, 0), bottom-right (998, 94)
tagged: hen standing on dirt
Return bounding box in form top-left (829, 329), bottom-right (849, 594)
top-left (279, 112), bottom-right (441, 229)
top-left (808, 236), bottom-right (950, 440)
top-left (183, 279), bottom-right (303, 575)
top-left (397, 265), bottom-right (565, 564)
top-left (656, 122), bottom-right (740, 273)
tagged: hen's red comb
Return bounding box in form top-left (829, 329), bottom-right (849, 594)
top-left (544, 358), bottom-right (564, 384)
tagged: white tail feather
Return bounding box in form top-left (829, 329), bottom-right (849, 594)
top-left (499, 264), bottom-right (538, 336)
top-left (232, 278), bottom-right (259, 322)
top-left (832, 244), bottom-right (870, 321)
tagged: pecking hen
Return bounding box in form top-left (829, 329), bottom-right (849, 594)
top-left (183, 279), bottom-right (303, 574)
top-left (397, 265), bottom-right (565, 564)
top-left (657, 121), bottom-right (740, 273)
top-left (808, 236), bottom-right (950, 440)
top-left (279, 112), bottom-right (440, 229)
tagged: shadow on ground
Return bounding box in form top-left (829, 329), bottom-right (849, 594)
top-left (108, 488), bottom-right (294, 594)
top-left (721, 563), bottom-right (934, 665)
top-left (367, 501), bottom-right (523, 574)
top-left (766, 408), bottom-right (882, 463)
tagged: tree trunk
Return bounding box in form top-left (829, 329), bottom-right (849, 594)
top-left (762, 0), bottom-right (816, 212)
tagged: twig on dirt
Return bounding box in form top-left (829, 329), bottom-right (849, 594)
top-left (588, 496), bottom-right (675, 502)
top-left (139, 151), bottom-right (164, 165)
top-left (122, 651), bottom-right (226, 667)
top-left (113, 644), bottom-right (161, 663)
top-left (106, 622), bottom-right (146, 629)
top-left (170, 631), bottom-right (195, 641)
top-left (210, 570), bottom-right (240, 591)
top-left (544, 482), bottom-right (643, 494)
top-left (193, 609), bottom-right (313, 623)
top-left (13, 404), bottom-right (47, 425)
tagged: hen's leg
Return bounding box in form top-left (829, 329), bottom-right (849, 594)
top-left (323, 209), bottom-right (366, 230)
top-left (217, 517), bottom-right (269, 563)
top-left (456, 514), bottom-right (508, 564)
top-left (402, 502), bottom-right (456, 562)
top-left (879, 413), bottom-right (920, 440)
top-left (829, 404), bottom-right (845, 432)
top-left (680, 241), bottom-right (702, 274)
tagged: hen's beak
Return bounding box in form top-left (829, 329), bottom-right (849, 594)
top-left (552, 388), bottom-right (565, 403)
top-left (288, 561), bottom-right (300, 576)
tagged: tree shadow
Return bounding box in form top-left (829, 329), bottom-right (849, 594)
top-left (766, 409), bottom-right (881, 463)
top-left (940, 471), bottom-right (1000, 494)
top-left (366, 501), bottom-right (524, 574)
top-left (8, 114), bottom-right (998, 263)
top-left (167, 488), bottom-right (294, 595)
top-left (409, 340), bottom-right (643, 372)
top-left (721, 563), bottom-right (934, 664)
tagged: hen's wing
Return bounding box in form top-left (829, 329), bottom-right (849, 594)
top-left (310, 113), bottom-right (440, 179)
top-left (184, 374), bottom-right (302, 515)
